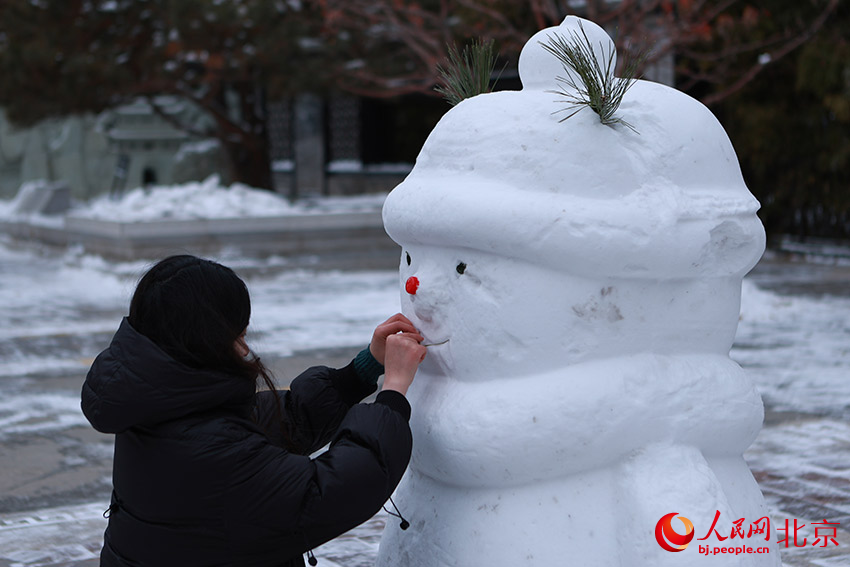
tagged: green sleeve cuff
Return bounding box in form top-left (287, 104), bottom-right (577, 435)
top-left (353, 346), bottom-right (385, 386)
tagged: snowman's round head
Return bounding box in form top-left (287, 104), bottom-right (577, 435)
top-left (383, 16), bottom-right (765, 380)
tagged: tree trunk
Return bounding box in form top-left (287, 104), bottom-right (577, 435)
top-left (216, 79), bottom-right (275, 191)
top-left (222, 137), bottom-right (273, 190)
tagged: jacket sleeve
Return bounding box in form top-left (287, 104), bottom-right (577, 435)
top-left (226, 391), bottom-right (412, 560)
top-left (297, 390), bottom-right (412, 550)
top-left (254, 361), bottom-right (377, 455)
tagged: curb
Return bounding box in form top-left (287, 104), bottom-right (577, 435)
top-left (0, 211), bottom-right (401, 268)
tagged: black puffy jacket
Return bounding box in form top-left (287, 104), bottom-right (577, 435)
top-left (81, 318), bottom-right (412, 567)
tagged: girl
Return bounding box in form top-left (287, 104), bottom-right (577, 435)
top-left (82, 255), bottom-right (425, 566)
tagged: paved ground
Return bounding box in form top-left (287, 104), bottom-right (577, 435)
top-left (747, 417), bottom-right (850, 566)
top-left (0, 251), bottom-right (847, 566)
top-left (0, 348), bottom-right (367, 567)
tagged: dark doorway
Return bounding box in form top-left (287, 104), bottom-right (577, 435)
top-left (142, 167), bottom-right (158, 186)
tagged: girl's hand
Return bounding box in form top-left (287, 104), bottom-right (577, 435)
top-left (382, 333), bottom-right (427, 396)
top-left (369, 313), bottom-right (422, 365)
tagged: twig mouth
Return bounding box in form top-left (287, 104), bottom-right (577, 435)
top-left (422, 338), bottom-right (450, 347)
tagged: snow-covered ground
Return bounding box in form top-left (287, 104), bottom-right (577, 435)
top-left (0, 233), bottom-right (847, 565)
top-left (735, 279), bottom-right (850, 420)
top-left (0, 244), bottom-right (399, 375)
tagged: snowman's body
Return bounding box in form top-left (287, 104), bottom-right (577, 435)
top-left (377, 17), bottom-right (778, 567)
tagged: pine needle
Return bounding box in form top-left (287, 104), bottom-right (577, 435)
top-left (541, 22), bottom-right (647, 133)
top-left (435, 38), bottom-right (500, 106)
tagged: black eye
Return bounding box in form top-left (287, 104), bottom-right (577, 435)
top-left (406, 252), bottom-right (411, 266)
top-left (456, 262), bottom-right (467, 275)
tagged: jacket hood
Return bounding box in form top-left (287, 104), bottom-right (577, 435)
top-left (82, 318), bottom-right (256, 433)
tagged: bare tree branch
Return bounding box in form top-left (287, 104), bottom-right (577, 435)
top-left (701, 0), bottom-right (840, 106)
top-left (319, 0), bottom-right (838, 106)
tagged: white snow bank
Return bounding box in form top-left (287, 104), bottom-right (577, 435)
top-left (65, 175), bottom-right (387, 222)
top-left (0, 175), bottom-right (388, 224)
top-left (69, 176), bottom-right (295, 221)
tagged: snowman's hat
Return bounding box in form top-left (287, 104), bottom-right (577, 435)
top-left (383, 16), bottom-right (764, 278)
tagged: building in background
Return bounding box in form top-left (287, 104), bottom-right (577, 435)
top-left (269, 93), bottom-right (446, 199)
top-left (0, 92), bottom-right (443, 202)
top-left (0, 51), bottom-right (672, 203)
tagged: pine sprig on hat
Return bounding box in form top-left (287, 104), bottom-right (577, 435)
top-left (541, 23), bottom-right (647, 133)
top-left (435, 38), bottom-right (500, 106)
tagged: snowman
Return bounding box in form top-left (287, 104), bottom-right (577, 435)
top-left (376, 16), bottom-right (778, 567)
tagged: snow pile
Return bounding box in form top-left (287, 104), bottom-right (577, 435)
top-left (66, 175), bottom-right (384, 222)
top-left (1, 177), bottom-right (389, 227)
top-left (71, 176), bottom-right (294, 221)
top-left (378, 15), bottom-right (776, 567)
top-left (0, 175), bottom-right (388, 224)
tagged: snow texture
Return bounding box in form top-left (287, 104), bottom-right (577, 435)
top-left (378, 15), bottom-right (776, 567)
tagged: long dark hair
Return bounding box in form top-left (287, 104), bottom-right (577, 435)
top-left (128, 255), bottom-right (281, 418)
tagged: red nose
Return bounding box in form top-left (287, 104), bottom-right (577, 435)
top-left (405, 276), bottom-right (419, 295)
